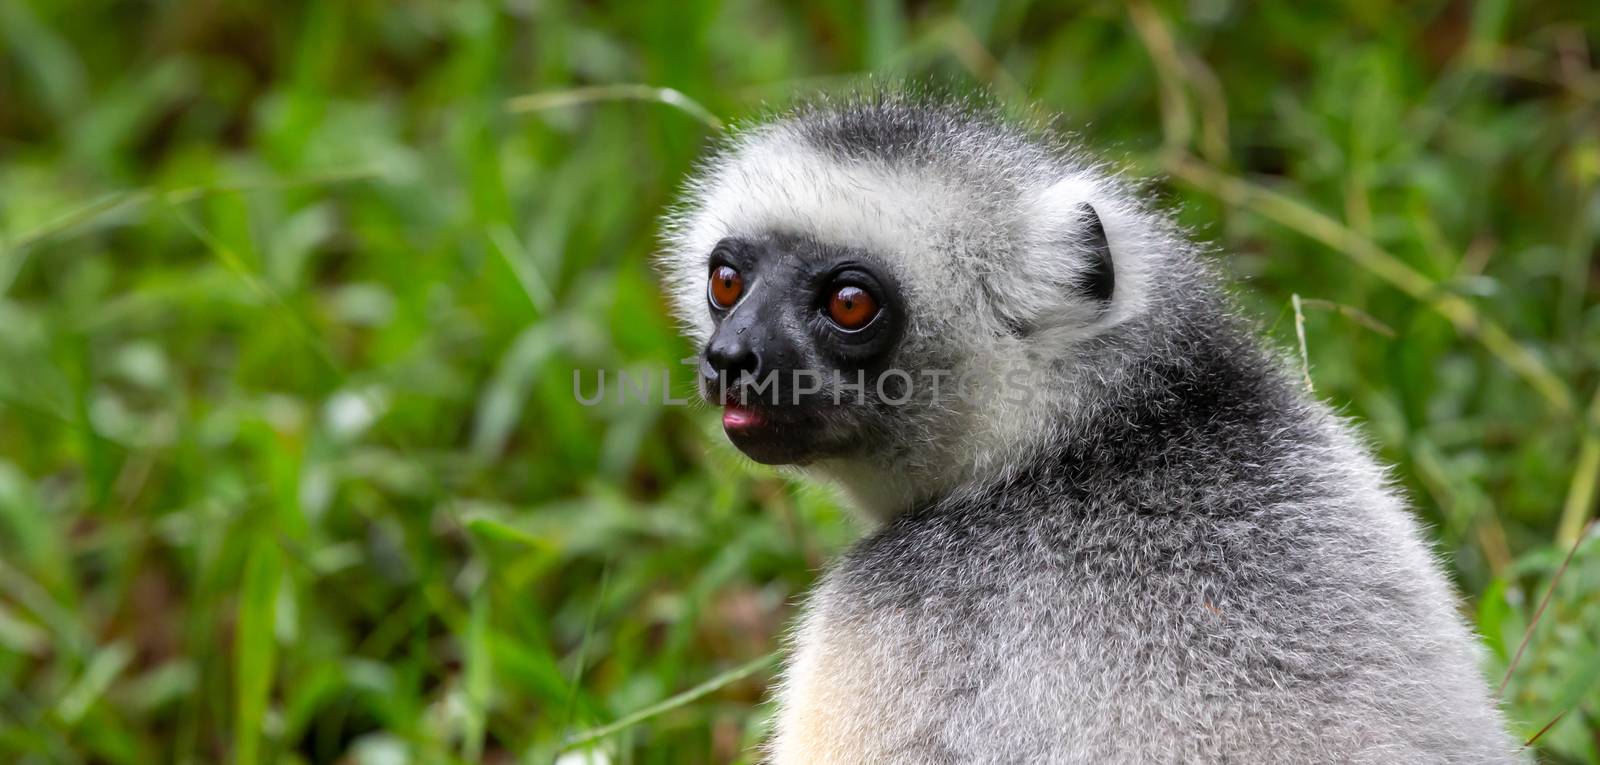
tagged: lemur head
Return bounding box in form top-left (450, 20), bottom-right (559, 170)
top-left (660, 93), bottom-right (1186, 521)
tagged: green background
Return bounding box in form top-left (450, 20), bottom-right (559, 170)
top-left (2, 0), bottom-right (1598, 762)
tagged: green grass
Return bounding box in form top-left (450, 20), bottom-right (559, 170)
top-left (1, 1), bottom-right (1598, 762)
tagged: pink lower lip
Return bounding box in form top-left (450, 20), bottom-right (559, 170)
top-left (723, 406), bottom-right (762, 429)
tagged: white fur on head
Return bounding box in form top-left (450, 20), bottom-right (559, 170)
top-left (658, 97), bottom-right (1180, 519)
top-left (662, 124), bottom-right (1014, 345)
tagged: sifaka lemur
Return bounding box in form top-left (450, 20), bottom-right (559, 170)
top-left (657, 92), bottom-right (1519, 764)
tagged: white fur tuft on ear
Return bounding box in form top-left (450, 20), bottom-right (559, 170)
top-left (995, 174), bottom-right (1154, 339)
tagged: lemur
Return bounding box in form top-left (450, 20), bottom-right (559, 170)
top-left (658, 92), bottom-right (1519, 764)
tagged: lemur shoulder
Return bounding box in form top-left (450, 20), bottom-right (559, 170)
top-left (659, 93), bottom-right (1519, 764)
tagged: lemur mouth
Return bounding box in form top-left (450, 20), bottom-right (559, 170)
top-left (722, 404), bottom-right (765, 431)
top-left (719, 403), bottom-right (826, 466)
top-left (722, 403), bottom-right (807, 433)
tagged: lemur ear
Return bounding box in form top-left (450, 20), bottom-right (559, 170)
top-left (993, 183), bottom-right (1123, 338)
top-left (1075, 203), bottom-right (1115, 303)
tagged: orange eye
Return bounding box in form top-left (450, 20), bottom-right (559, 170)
top-left (708, 265), bottom-right (743, 309)
top-left (827, 285), bottom-right (879, 330)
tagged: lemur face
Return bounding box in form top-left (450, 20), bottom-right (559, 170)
top-left (663, 99), bottom-right (1152, 483)
top-left (696, 231), bottom-right (907, 465)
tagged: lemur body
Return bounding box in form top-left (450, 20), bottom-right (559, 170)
top-left (660, 94), bottom-right (1517, 763)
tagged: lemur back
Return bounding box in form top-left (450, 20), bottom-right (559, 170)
top-left (659, 93), bottom-right (1519, 764)
top-left (775, 290), bottom-right (1514, 763)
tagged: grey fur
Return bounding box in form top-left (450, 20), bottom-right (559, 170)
top-left (660, 92), bottom-right (1519, 764)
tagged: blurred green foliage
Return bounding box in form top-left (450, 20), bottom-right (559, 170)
top-left (1, 0), bottom-right (1598, 762)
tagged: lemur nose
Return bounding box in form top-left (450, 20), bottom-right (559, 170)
top-left (704, 336), bottom-right (761, 382)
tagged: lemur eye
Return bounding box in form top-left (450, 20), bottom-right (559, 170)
top-left (708, 265), bottom-right (743, 309)
top-left (827, 285), bottom-right (879, 330)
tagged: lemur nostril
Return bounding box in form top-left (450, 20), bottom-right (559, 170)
top-left (705, 338), bottom-right (761, 380)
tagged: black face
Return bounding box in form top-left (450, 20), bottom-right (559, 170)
top-left (698, 232), bottom-right (906, 465)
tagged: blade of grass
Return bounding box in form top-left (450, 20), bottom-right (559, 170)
top-left (1296, 298), bottom-right (1397, 337)
top-left (1556, 387), bottom-right (1600, 548)
top-left (935, 18), bottom-right (1028, 105)
top-left (0, 600), bottom-right (49, 655)
top-left (1127, 0), bottom-right (1194, 157)
top-left (1522, 708), bottom-right (1570, 749)
top-left (4, 167), bottom-right (381, 256)
top-left (163, 200), bottom-right (343, 375)
top-left (5, 190), bottom-right (151, 253)
top-left (463, 514), bottom-right (556, 553)
top-left (505, 85), bottom-right (723, 132)
top-left (0, 559), bottom-right (92, 660)
top-left (1497, 517), bottom-right (1596, 698)
top-left (462, 590), bottom-right (491, 762)
top-left (1290, 294), bottom-right (1313, 392)
top-left (56, 641), bottom-right (134, 725)
top-left (487, 223), bottom-right (556, 314)
top-left (552, 561), bottom-right (610, 764)
top-left (235, 538), bottom-right (282, 765)
top-left (559, 651), bottom-right (779, 752)
top-left (1, 190), bottom-right (148, 295)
